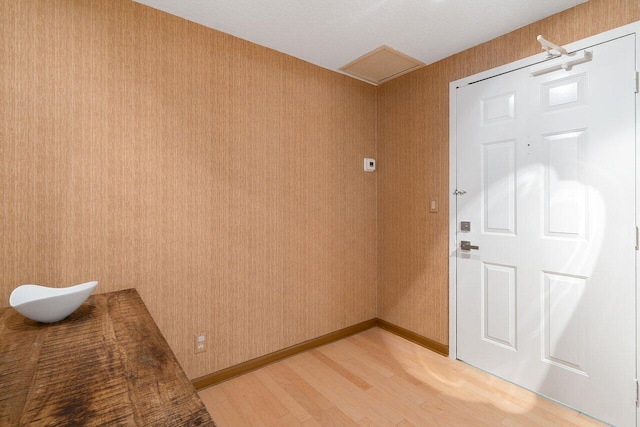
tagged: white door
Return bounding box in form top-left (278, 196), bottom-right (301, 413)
top-left (456, 35), bottom-right (636, 426)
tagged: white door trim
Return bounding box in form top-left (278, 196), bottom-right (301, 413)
top-left (449, 20), bottom-right (640, 369)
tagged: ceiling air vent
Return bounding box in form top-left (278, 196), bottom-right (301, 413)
top-left (339, 45), bottom-right (425, 85)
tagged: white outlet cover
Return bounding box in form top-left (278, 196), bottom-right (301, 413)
top-left (364, 158), bottom-right (376, 172)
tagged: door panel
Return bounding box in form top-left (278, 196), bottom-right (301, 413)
top-left (542, 271), bottom-right (588, 375)
top-left (482, 262), bottom-right (517, 350)
top-left (543, 130), bottom-right (587, 238)
top-left (456, 34), bottom-right (636, 426)
top-left (483, 140), bottom-right (516, 234)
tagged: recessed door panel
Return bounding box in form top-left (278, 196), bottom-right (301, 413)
top-left (482, 92), bottom-right (516, 125)
top-left (482, 141), bottom-right (516, 235)
top-left (541, 74), bottom-right (587, 112)
top-left (542, 272), bottom-right (588, 375)
top-left (543, 130), bottom-right (587, 239)
top-left (482, 263), bottom-right (517, 350)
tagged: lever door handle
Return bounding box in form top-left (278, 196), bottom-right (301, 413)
top-left (460, 241), bottom-right (479, 251)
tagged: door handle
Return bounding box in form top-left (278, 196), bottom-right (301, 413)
top-left (460, 241), bottom-right (479, 251)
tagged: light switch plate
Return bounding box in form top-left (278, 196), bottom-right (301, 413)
top-left (429, 198), bottom-right (438, 213)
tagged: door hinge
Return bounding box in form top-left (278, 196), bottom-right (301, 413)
top-left (636, 226), bottom-right (639, 251)
top-left (636, 379), bottom-right (639, 407)
top-left (635, 71), bottom-right (639, 94)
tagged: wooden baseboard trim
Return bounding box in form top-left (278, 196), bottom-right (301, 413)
top-left (192, 318), bottom-right (448, 390)
top-left (192, 318), bottom-right (377, 390)
top-left (375, 318), bottom-right (449, 356)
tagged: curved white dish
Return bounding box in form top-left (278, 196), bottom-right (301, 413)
top-left (9, 281), bottom-right (98, 323)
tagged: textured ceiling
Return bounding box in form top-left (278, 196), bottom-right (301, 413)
top-left (134, 0), bottom-right (587, 82)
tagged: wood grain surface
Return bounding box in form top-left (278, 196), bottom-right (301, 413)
top-left (199, 328), bottom-right (603, 426)
top-left (376, 0), bottom-right (640, 346)
top-left (0, 0), bottom-right (377, 380)
top-left (0, 289), bottom-right (214, 426)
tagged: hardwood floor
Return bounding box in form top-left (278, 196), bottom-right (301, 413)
top-left (198, 327), bottom-right (603, 426)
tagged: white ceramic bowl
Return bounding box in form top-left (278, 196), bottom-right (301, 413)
top-left (9, 281), bottom-right (98, 323)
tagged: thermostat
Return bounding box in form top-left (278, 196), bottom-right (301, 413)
top-left (364, 158), bottom-right (376, 172)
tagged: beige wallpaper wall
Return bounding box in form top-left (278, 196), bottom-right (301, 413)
top-left (0, 0), bottom-right (377, 379)
top-left (376, 0), bottom-right (640, 346)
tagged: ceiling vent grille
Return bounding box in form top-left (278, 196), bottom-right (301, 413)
top-left (339, 46), bottom-right (425, 85)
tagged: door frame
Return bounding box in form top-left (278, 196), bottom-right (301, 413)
top-left (448, 21), bottom-right (640, 388)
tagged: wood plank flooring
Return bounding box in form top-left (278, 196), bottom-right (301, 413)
top-left (198, 327), bottom-right (603, 426)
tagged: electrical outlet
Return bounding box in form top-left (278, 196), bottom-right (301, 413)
top-left (195, 332), bottom-right (206, 354)
top-left (364, 158), bottom-right (376, 172)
